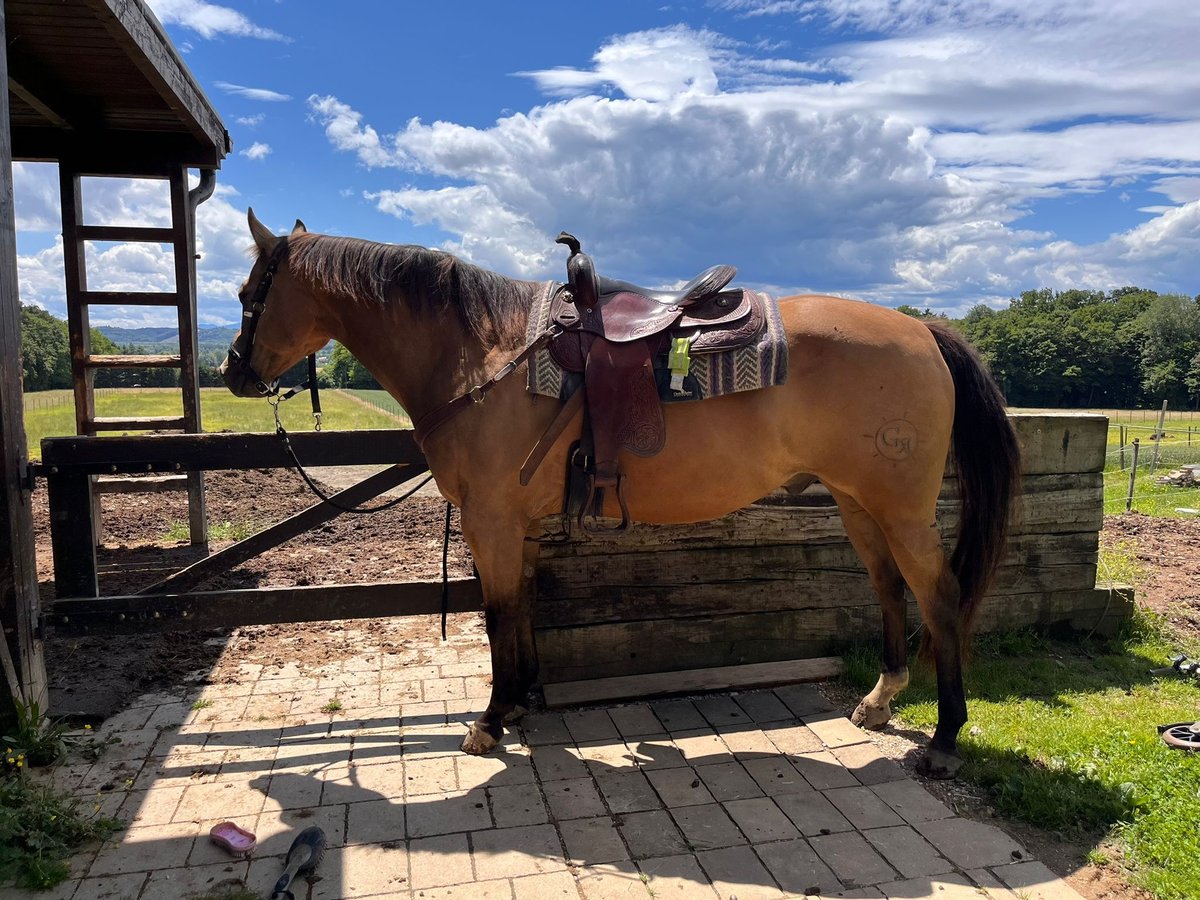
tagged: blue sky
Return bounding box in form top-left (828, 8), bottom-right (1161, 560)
top-left (13, 0), bottom-right (1200, 326)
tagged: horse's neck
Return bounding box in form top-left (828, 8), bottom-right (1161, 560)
top-left (322, 293), bottom-right (493, 425)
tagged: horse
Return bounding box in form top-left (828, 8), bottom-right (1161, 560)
top-left (219, 209), bottom-right (1020, 779)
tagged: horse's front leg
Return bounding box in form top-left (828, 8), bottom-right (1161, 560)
top-left (458, 514), bottom-right (537, 755)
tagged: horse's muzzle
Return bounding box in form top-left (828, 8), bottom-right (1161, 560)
top-left (218, 354), bottom-right (266, 398)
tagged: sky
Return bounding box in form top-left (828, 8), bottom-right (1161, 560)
top-left (12, 0), bottom-right (1200, 327)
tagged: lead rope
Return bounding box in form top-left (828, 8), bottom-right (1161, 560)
top-left (441, 502), bottom-right (452, 641)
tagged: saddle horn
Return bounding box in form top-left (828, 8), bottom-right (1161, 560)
top-left (556, 232), bottom-right (597, 309)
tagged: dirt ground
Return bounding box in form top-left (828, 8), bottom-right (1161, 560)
top-left (32, 473), bottom-right (1196, 900)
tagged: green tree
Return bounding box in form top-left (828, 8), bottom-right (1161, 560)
top-left (1133, 294), bottom-right (1200, 406)
top-left (321, 343), bottom-right (380, 389)
top-left (20, 305), bottom-right (71, 391)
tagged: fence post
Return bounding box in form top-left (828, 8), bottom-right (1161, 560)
top-left (1126, 438), bottom-right (1140, 511)
top-left (1119, 424), bottom-right (1126, 470)
top-left (1150, 400), bottom-right (1167, 474)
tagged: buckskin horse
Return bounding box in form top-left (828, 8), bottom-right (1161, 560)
top-left (220, 210), bottom-right (1020, 779)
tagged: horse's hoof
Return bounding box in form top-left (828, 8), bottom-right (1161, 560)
top-left (851, 700), bottom-right (891, 731)
top-left (460, 723), bottom-right (499, 755)
top-left (503, 705), bottom-right (528, 725)
top-left (916, 748), bottom-right (963, 780)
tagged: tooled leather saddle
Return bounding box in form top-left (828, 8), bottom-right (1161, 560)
top-left (520, 232), bottom-right (767, 534)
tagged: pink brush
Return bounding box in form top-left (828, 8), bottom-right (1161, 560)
top-left (210, 821), bottom-right (257, 856)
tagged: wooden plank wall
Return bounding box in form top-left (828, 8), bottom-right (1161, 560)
top-left (532, 413), bottom-right (1131, 683)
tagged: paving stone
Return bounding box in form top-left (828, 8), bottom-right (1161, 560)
top-left (625, 737), bottom-right (688, 770)
top-left (531, 743), bottom-right (591, 782)
top-left (523, 712), bottom-right (575, 746)
top-left (723, 797), bottom-right (801, 843)
top-left (742, 756), bottom-right (814, 796)
top-left (773, 684), bottom-right (835, 719)
top-left (561, 815), bottom-right (631, 864)
top-left (424, 676), bottom-right (466, 701)
top-left (789, 750), bottom-right (861, 790)
top-left (733, 690), bottom-right (794, 724)
top-left (337, 759), bottom-right (408, 799)
top-left (118, 786), bottom-right (186, 827)
top-left (401, 722), bottom-right (469, 757)
top-left (695, 845), bottom-right (783, 899)
top-left (668, 727), bottom-right (726, 765)
top-left (915, 817), bottom-right (1026, 869)
top-left (965, 867), bottom-right (1023, 899)
top-left (564, 709), bottom-right (623, 743)
top-left (862, 825), bottom-right (954, 878)
top-left (139, 861), bottom-right (249, 900)
top-left (803, 713), bottom-right (871, 749)
top-left (254, 803), bottom-right (347, 855)
top-left (869, 779), bottom-right (954, 824)
top-left (173, 778), bottom-right (267, 823)
top-left (608, 703), bottom-right (664, 738)
top-left (544, 776), bottom-right (607, 820)
top-left (339, 841), bottom-right (412, 897)
top-left (457, 747), bottom-right (536, 788)
top-left (617, 809), bottom-right (689, 859)
top-left (512, 869), bottom-right (584, 899)
top-left (773, 791), bottom-right (855, 837)
top-left (472, 823), bottom-right (568, 880)
top-left (595, 770), bottom-right (662, 814)
top-left (639, 853), bottom-right (720, 898)
top-left (824, 786), bottom-right (905, 829)
top-left (694, 760), bottom-right (764, 802)
top-left (407, 878), bottom-right (515, 898)
top-left (755, 837), bottom-right (842, 896)
top-left (88, 822), bottom-right (197, 876)
top-left (577, 738), bottom-right (643, 773)
top-left (670, 803), bottom-right (746, 850)
top-left (576, 859), bottom-right (649, 899)
top-left (408, 832), bottom-right (473, 889)
top-left (399, 700), bottom-right (448, 727)
top-left (815, 888), bottom-right (885, 898)
top-left (992, 860), bottom-right (1087, 899)
top-left (344, 797), bottom-right (406, 845)
top-left (877, 872), bottom-right (985, 899)
top-left (810, 831), bottom-right (898, 886)
top-left (830, 743), bottom-right (907, 786)
top-left (406, 787), bottom-right (492, 837)
top-left (717, 726), bottom-right (781, 761)
top-left (694, 695), bottom-right (754, 729)
top-left (490, 781), bottom-right (550, 827)
top-left (405, 755), bottom-right (460, 796)
top-left (64, 873), bottom-right (141, 900)
top-left (263, 770), bottom-right (325, 810)
top-left (646, 767), bottom-right (715, 807)
top-left (187, 815), bottom-right (258, 867)
top-left (649, 699), bottom-right (707, 732)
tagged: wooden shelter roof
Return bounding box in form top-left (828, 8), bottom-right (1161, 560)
top-left (6, 0), bottom-right (229, 172)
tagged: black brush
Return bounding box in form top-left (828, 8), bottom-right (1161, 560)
top-left (269, 826), bottom-right (326, 900)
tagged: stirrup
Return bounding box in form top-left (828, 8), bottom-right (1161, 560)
top-left (580, 473), bottom-right (631, 536)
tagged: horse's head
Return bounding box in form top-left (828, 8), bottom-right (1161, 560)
top-left (219, 208), bottom-right (330, 397)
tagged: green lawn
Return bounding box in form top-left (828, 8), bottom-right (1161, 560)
top-left (342, 388), bottom-right (410, 425)
top-left (843, 616), bottom-right (1200, 899)
top-left (23, 388), bottom-right (403, 460)
top-left (1102, 420), bottom-right (1200, 518)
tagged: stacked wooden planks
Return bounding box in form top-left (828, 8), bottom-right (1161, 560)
top-left (532, 413), bottom-right (1130, 684)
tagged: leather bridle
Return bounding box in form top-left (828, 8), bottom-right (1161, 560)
top-left (226, 238), bottom-right (292, 397)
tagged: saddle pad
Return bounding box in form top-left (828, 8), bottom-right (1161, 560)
top-left (526, 281), bottom-right (788, 402)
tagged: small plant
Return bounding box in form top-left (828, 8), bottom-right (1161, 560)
top-left (2, 700), bottom-right (70, 769)
top-left (191, 698), bottom-right (215, 711)
top-left (320, 697), bottom-right (343, 714)
top-left (0, 773), bottom-right (122, 889)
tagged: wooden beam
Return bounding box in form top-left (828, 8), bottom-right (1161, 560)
top-left (46, 578), bottom-right (483, 633)
top-left (7, 76), bottom-right (72, 128)
top-left (0, 5), bottom-right (49, 712)
top-left (80, 291), bottom-right (181, 307)
top-left (138, 464), bottom-right (428, 595)
top-left (77, 224), bottom-right (175, 243)
top-left (11, 127), bottom-right (222, 170)
top-left (543, 658), bottom-right (845, 708)
top-left (84, 354), bottom-right (181, 368)
top-left (40, 429), bottom-right (425, 474)
top-left (48, 472), bottom-right (98, 599)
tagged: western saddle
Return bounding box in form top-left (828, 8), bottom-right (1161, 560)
top-left (522, 232), bottom-right (767, 534)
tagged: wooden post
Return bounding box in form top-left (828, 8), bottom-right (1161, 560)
top-left (47, 472), bottom-right (99, 599)
top-left (0, 5), bottom-right (49, 712)
top-left (1126, 438), bottom-right (1140, 511)
top-left (1150, 400), bottom-right (1167, 474)
top-left (1119, 425), bottom-right (1126, 470)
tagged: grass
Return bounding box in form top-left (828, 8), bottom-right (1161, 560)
top-left (22, 387), bottom-right (404, 460)
top-left (1102, 420), bottom-right (1200, 519)
top-left (342, 388), bottom-right (410, 425)
top-left (320, 697), bottom-right (343, 714)
top-left (165, 518), bottom-right (262, 544)
top-left (842, 613), bottom-right (1200, 899)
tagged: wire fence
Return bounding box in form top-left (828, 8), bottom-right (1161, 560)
top-left (1104, 421), bottom-right (1200, 516)
top-left (22, 388), bottom-right (122, 411)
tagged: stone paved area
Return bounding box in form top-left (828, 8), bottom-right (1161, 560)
top-left (10, 622), bottom-right (1084, 900)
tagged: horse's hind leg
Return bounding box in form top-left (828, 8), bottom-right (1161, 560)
top-left (827, 489), bottom-right (910, 730)
top-left (876, 514), bottom-right (968, 779)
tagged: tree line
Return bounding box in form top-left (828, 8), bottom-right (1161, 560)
top-left (23, 288), bottom-right (1200, 408)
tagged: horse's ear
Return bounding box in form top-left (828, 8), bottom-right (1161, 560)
top-left (291, 219), bottom-right (308, 235)
top-left (247, 207), bottom-right (278, 254)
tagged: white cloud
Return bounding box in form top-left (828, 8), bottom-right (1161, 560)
top-left (215, 82), bottom-right (292, 103)
top-left (237, 113), bottom-right (265, 127)
top-left (240, 142), bottom-right (272, 161)
top-left (146, 0), bottom-right (285, 41)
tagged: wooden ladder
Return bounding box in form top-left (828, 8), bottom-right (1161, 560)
top-left (59, 162), bottom-right (208, 547)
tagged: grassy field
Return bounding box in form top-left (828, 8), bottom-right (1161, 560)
top-left (843, 614), bottom-right (1200, 900)
top-left (1102, 420), bottom-right (1200, 518)
top-left (342, 388), bottom-right (411, 425)
top-left (22, 388), bottom-right (404, 460)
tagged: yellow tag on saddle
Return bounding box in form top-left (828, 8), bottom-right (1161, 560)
top-left (668, 336), bottom-right (692, 392)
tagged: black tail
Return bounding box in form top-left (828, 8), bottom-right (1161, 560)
top-left (925, 320), bottom-right (1021, 644)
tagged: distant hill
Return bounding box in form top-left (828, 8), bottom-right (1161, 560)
top-left (97, 325), bottom-right (239, 353)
